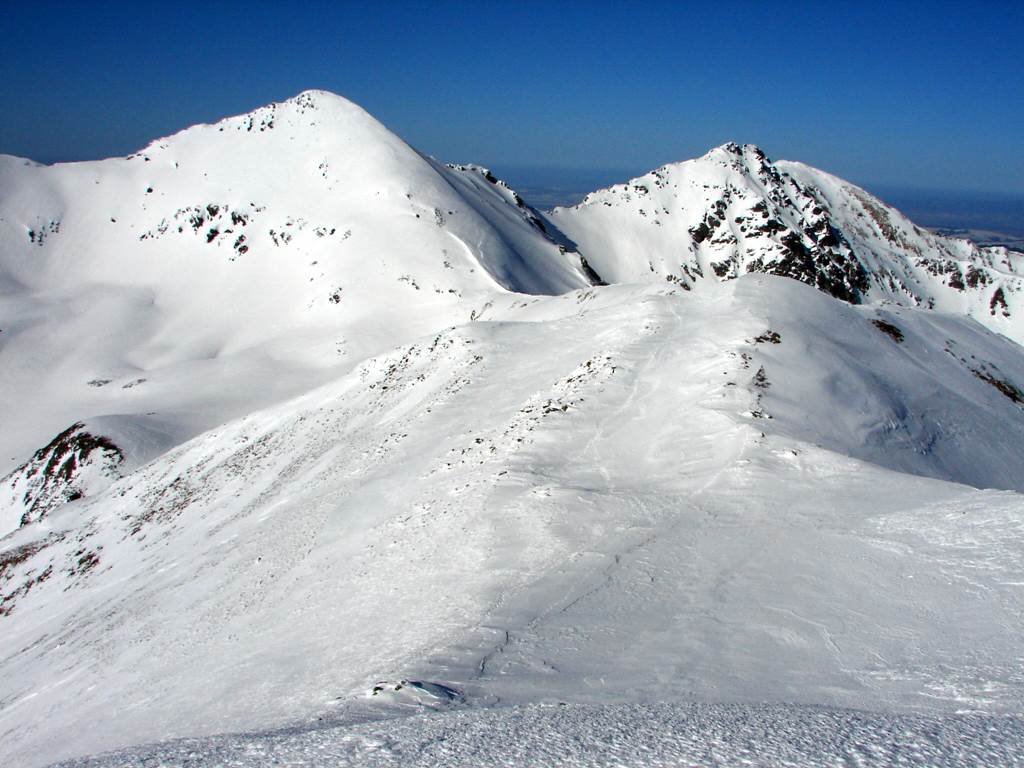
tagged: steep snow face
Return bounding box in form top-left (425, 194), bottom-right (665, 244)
top-left (2, 277), bottom-right (1023, 767)
top-left (548, 143), bottom-right (1023, 343)
top-left (0, 90), bottom-right (592, 481)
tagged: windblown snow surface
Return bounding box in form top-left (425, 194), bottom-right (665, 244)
top-left (53, 703), bottom-right (1024, 767)
top-left (2, 92), bottom-right (1024, 767)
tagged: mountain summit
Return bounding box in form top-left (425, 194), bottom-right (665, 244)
top-left (0, 91), bottom-right (596, 483)
top-left (549, 142), bottom-right (1022, 342)
top-left (1, 92), bottom-right (1024, 767)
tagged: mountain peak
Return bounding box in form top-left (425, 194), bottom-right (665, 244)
top-left (551, 143), bottom-right (1023, 334)
top-left (131, 89), bottom-right (387, 158)
top-left (278, 88), bottom-right (374, 118)
top-left (287, 88), bottom-right (347, 103)
top-left (703, 141), bottom-right (772, 168)
top-left (229, 88), bottom-right (382, 131)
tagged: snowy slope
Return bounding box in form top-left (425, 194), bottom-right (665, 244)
top-left (3, 92), bottom-right (1024, 767)
top-left (549, 143), bottom-right (1024, 343)
top-left (0, 90), bottom-right (594, 527)
top-left (53, 702), bottom-right (1024, 768)
top-left (2, 277), bottom-right (1024, 767)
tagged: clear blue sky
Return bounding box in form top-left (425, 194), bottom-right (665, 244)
top-left (2, 1), bottom-right (1022, 193)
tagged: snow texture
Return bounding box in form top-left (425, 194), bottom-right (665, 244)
top-left (1, 92), bottom-right (1023, 768)
top-left (550, 143), bottom-right (1024, 343)
top-left (53, 703), bottom-right (1024, 768)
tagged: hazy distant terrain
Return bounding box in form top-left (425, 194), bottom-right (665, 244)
top-left (493, 166), bottom-right (640, 209)
top-left (874, 186), bottom-right (1024, 249)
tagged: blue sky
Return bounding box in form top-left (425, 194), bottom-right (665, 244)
top-left (2, 1), bottom-right (1022, 194)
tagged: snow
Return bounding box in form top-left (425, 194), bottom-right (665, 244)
top-left (52, 703), bottom-right (1024, 767)
top-left (0, 90), bottom-right (592, 480)
top-left (1, 92), bottom-right (1023, 767)
top-left (2, 278), bottom-right (1023, 766)
top-left (549, 143), bottom-right (1024, 343)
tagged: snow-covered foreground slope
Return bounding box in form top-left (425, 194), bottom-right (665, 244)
top-left (54, 702), bottom-right (1024, 768)
top-left (549, 143), bottom-right (1024, 343)
top-left (0, 90), bottom-right (593, 483)
top-left (3, 277), bottom-right (1024, 767)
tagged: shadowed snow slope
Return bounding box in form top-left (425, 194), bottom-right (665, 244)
top-left (2, 277), bottom-right (1024, 767)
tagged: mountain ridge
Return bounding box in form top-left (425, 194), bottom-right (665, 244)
top-left (3, 276), bottom-right (1024, 767)
top-left (2, 90), bottom-right (1023, 768)
top-left (0, 89), bottom-right (595, 479)
top-left (548, 141), bottom-right (1023, 345)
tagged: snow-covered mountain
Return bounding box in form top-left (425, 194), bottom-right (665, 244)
top-left (549, 142), bottom-right (1023, 343)
top-left (0, 90), bottom-right (595, 531)
top-left (2, 92), bottom-right (1024, 766)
